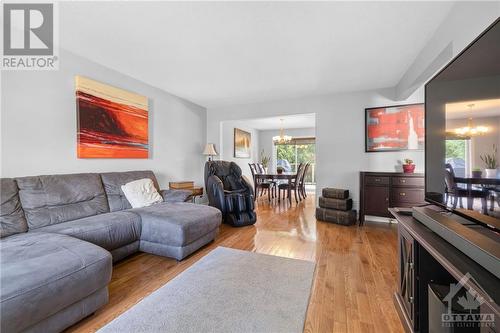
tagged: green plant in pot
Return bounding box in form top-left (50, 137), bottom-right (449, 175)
top-left (277, 166), bottom-right (285, 174)
top-left (402, 158), bottom-right (415, 173)
top-left (480, 144), bottom-right (498, 178)
top-left (471, 168), bottom-right (482, 178)
top-left (260, 149), bottom-right (271, 173)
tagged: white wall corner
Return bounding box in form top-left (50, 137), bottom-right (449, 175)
top-left (395, 42), bottom-right (453, 101)
top-left (394, 2), bottom-right (500, 101)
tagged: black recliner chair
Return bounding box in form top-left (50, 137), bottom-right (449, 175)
top-left (204, 161), bottom-right (257, 227)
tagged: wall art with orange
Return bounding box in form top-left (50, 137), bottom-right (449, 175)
top-left (365, 103), bottom-right (424, 152)
top-left (76, 76), bottom-right (149, 158)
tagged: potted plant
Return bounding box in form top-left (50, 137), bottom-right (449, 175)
top-left (471, 168), bottom-right (483, 178)
top-left (402, 158), bottom-right (415, 173)
top-left (260, 150), bottom-right (271, 173)
top-left (480, 144), bottom-right (498, 178)
top-left (277, 166), bottom-right (285, 174)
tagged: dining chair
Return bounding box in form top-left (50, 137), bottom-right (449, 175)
top-left (278, 163), bottom-right (304, 203)
top-left (249, 163), bottom-right (258, 175)
top-left (489, 189), bottom-right (500, 211)
top-left (481, 181), bottom-right (500, 212)
top-left (249, 163), bottom-right (274, 202)
top-left (444, 164), bottom-right (488, 214)
top-left (298, 163), bottom-right (310, 199)
top-left (257, 163), bottom-right (278, 198)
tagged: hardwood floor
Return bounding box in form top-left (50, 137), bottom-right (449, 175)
top-left (67, 194), bottom-right (403, 333)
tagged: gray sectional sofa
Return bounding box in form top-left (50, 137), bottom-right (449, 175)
top-left (0, 170), bottom-right (222, 333)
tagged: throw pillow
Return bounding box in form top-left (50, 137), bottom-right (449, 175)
top-left (121, 178), bottom-right (163, 208)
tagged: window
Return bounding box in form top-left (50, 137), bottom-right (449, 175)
top-left (445, 139), bottom-right (470, 177)
top-left (275, 137), bottom-right (315, 184)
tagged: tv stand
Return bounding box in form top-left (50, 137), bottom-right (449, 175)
top-left (390, 207), bottom-right (499, 332)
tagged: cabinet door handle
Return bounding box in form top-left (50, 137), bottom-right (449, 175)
top-left (401, 179), bottom-right (406, 183)
top-left (375, 178), bottom-right (380, 182)
top-left (386, 197), bottom-right (389, 202)
top-left (400, 192), bottom-right (406, 196)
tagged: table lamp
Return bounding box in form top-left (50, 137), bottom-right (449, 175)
top-left (203, 143), bottom-right (218, 161)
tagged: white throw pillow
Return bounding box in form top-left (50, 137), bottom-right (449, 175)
top-left (121, 178), bottom-right (163, 208)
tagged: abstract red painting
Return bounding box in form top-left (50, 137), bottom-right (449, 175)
top-left (76, 76), bottom-right (149, 158)
top-left (365, 104), bottom-right (424, 152)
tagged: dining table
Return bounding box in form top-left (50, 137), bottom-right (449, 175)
top-left (454, 175), bottom-right (500, 210)
top-left (253, 172), bottom-right (297, 204)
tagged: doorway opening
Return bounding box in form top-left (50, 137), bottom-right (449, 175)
top-left (218, 113), bottom-right (316, 195)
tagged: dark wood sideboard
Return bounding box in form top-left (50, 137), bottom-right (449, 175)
top-left (359, 172), bottom-right (425, 225)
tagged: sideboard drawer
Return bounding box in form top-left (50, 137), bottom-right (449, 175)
top-left (391, 188), bottom-right (424, 205)
top-left (365, 176), bottom-right (390, 186)
top-left (392, 177), bottom-right (424, 187)
top-left (360, 171), bottom-right (424, 225)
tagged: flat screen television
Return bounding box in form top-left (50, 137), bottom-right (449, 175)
top-left (425, 18), bottom-right (500, 227)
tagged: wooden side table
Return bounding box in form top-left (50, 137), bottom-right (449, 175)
top-left (187, 186), bottom-right (203, 203)
top-left (169, 181), bottom-right (204, 203)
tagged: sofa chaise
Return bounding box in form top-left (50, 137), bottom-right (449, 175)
top-left (0, 171), bottom-right (222, 333)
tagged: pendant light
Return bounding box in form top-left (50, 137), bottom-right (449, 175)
top-left (453, 104), bottom-right (489, 136)
top-left (272, 119), bottom-right (292, 144)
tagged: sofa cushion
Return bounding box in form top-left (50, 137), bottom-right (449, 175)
top-left (160, 189), bottom-right (192, 203)
top-left (0, 178), bottom-right (28, 238)
top-left (131, 202), bottom-right (222, 247)
top-left (121, 178), bottom-right (163, 208)
top-left (101, 171), bottom-right (160, 212)
top-left (0, 232), bottom-right (112, 333)
top-left (31, 211), bottom-right (141, 251)
top-left (16, 173), bottom-right (109, 229)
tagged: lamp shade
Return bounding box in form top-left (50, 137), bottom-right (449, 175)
top-left (203, 143), bottom-right (218, 156)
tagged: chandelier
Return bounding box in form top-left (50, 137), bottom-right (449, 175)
top-left (272, 119), bottom-right (292, 144)
top-left (453, 104), bottom-right (489, 137)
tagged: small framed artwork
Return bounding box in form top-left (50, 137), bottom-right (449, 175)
top-left (76, 76), bottom-right (149, 158)
top-left (234, 128), bottom-right (251, 158)
top-left (365, 103), bottom-right (424, 152)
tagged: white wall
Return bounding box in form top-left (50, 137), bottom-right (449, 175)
top-left (259, 127), bottom-right (316, 172)
top-left (1, 49), bottom-right (207, 188)
top-left (219, 120), bottom-right (259, 182)
top-left (396, 1), bottom-right (500, 99)
top-left (208, 87), bottom-right (424, 210)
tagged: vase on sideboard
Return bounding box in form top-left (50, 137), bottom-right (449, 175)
top-left (485, 168), bottom-right (498, 178)
top-left (402, 164), bottom-right (415, 173)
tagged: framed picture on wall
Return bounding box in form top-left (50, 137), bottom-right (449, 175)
top-left (76, 76), bottom-right (149, 158)
top-left (365, 103), bottom-right (424, 152)
top-left (234, 128), bottom-right (251, 158)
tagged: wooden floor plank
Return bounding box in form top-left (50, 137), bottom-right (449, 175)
top-left (66, 194), bottom-right (403, 333)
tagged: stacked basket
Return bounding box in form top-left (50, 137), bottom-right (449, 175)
top-left (315, 188), bottom-right (357, 226)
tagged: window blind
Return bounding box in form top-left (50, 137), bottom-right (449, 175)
top-left (274, 137), bottom-right (315, 145)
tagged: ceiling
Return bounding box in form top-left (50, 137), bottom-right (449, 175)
top-left (60, 2), bottom-right (454, 108)
top-left (446, 99), bottom-right (500, 119)
top-left (233, 113), bottom-right (316, 130)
